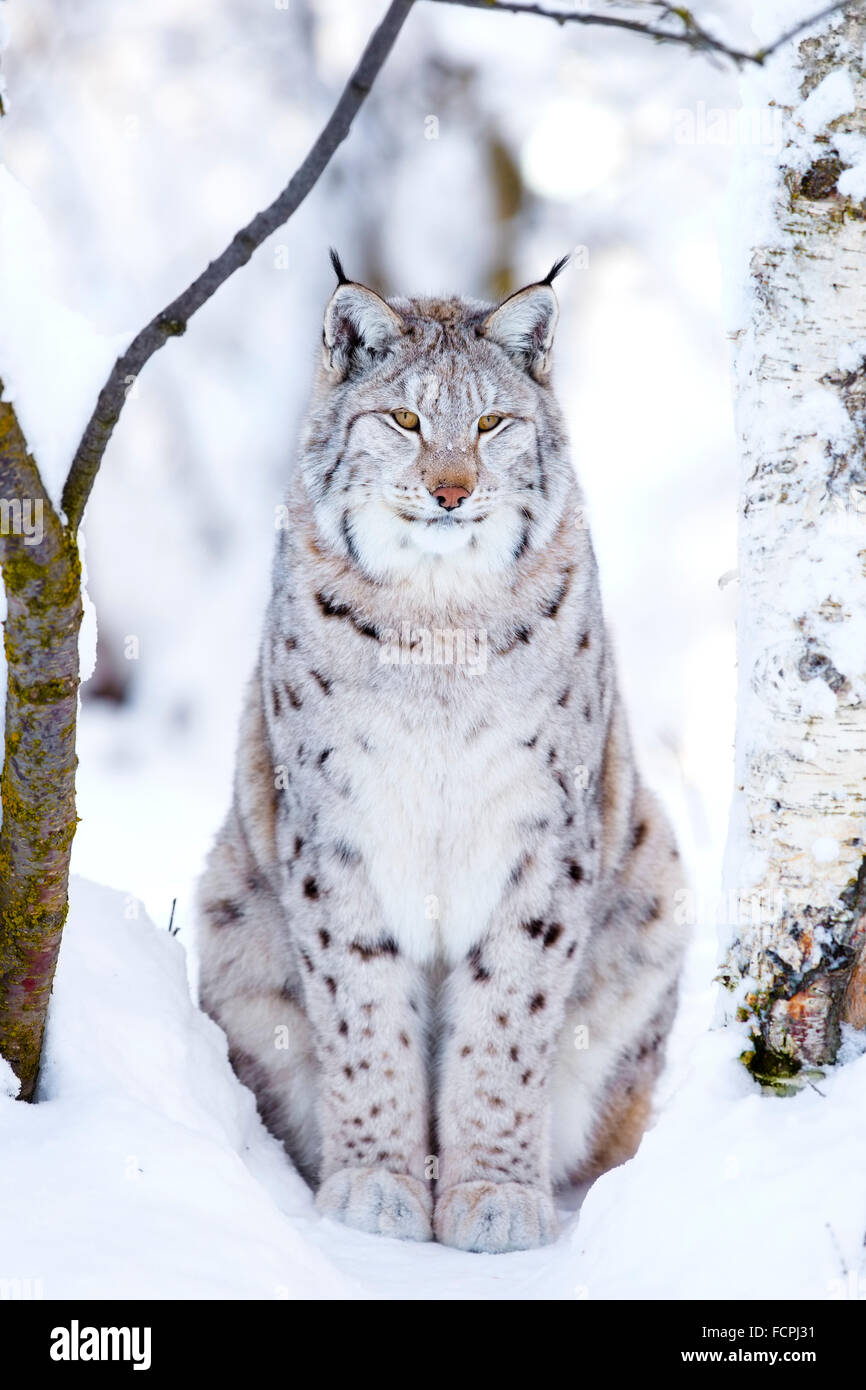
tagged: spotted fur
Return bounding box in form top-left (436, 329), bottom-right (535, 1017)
top-left (196, 260), bottom-right (688, 1253)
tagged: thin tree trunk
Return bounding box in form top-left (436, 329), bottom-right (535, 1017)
top-left (722, 10), bottom-right (866, 1084)
top-left (0, 390), bottom-right (81, 1099)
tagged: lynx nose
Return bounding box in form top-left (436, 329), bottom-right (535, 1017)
top-left (431, 484), bottom-right (471, 511)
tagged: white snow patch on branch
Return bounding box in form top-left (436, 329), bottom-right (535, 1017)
top-left (78, 532), bottom-right (98, 685)
top-left (796, 68), bottom-right (856, 135)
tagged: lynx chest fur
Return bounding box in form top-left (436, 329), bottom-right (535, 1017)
top-left (197, 254), bottom-right (688, 1253)
top-left (282, 660), bottom-right (554, 966)
top-left (264, 518), bottom-right (601, 968)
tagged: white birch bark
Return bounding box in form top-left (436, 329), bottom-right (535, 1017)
top-left (722, 6), bottom-right (866, 1081)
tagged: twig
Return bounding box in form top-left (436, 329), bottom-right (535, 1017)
top-left (61, 0), bottom-right (416, 532)
top-left (429, 0), bottom-right (859, 67)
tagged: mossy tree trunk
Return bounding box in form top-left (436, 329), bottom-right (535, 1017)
top-left (0, 389), bottom-right (81, 1099)
top-left (722, 11), bottom-right (866, 1084)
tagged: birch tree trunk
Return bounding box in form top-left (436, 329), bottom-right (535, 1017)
top-left (722, 8), bottom-right (866, 1085)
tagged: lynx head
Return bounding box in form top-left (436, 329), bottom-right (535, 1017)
top-left (301, 251), bottom-right (574, 588)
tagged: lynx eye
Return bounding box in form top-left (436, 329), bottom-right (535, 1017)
top-left (392, 409), bottom-right (420, 431)
top-left (478, 413), bottom-right (502, 432)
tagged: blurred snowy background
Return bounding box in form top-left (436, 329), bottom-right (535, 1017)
top-left (1, 0), bottom-right (743, 946)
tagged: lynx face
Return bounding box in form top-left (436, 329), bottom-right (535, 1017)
top-left (300, 262), bottom-right (574, 590)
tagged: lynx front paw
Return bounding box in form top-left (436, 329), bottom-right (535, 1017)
top-left (434, 1180), bottom-right (557, 1253)
top-left (316, 1167), bottom-right (433, 1242)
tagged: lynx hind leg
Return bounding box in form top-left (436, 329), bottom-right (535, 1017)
top-left (196, 674), bottom-right (321, 1183)
top-left (196, 806), bottom-right (321, 1183)
top-left (560, 986), bottom-right (678, 1185)
top-left (550, 785), bottom-right (687, 1187)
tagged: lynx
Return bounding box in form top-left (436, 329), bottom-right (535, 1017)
top-left (196, 252), bottom-right (688, 1253)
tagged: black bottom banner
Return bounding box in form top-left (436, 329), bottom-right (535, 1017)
top-left (3, 1298), bottom-right (857, 1372)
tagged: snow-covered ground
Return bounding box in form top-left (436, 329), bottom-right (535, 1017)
top-left (2, 878), bottom-right (865, 1300)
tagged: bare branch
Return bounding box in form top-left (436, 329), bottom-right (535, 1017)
top-left (61, 0), bottom-right (416, 532)
top-left (428, 0), bottom-right (859, 67)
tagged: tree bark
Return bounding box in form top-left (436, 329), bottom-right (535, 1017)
top-left (0, 389), bottom-right (81, 1099)
top-left (722, 10), bottom-right (866, 1085)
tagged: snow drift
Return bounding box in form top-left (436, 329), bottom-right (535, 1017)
top-left (1, 877), bottom-right (865, 1300)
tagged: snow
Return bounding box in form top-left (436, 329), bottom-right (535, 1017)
top-left (578, 1026), bottom-right (866, 1301)
top-left (0, 1051), bottom-right (19, 1099)
top-left (0, 879), bottom-right (358, 1300)
top-left (837, 337), bottom-right (866, 373)
top-left (838, 156), bottom-right (866, 202)
top-left (811, 836), bottom-right (840, 864)
top-left (798, 680), bottom-right (838, 720)
top-left (2, 876), bottom-right (864, 1300)
top-left (78, 532), bottom-right (98, 685)
top-left (796, 69), bottom-right (856, 135)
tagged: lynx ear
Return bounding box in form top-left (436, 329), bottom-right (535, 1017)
top-left (322, 251), bottom-right (405, 381)
top-left (481, 256), bottom-right (568, 382)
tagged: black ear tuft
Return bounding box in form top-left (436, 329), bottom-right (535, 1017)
top-left (322, 277), bottom-right (406, 381)
top-left (481, 279), bottom-right (559, 383)
top-left (329, 248), bottom-right (350, 285)
top-left (541, 254), bottom-right (570, 287)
